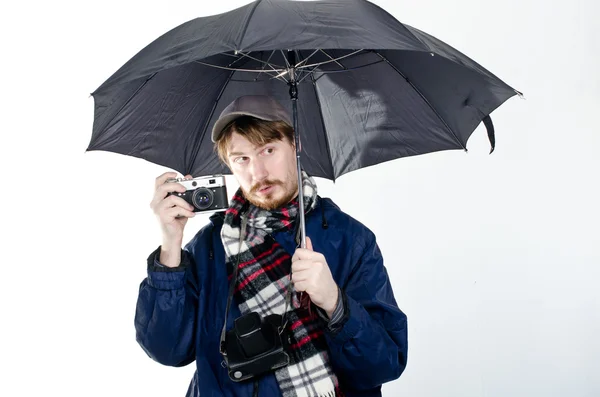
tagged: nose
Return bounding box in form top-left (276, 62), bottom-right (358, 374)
top-left (250, 157), bottom-right (268, 183)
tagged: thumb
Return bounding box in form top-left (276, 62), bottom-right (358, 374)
top-left (305, 236), bottom-right (313, 251)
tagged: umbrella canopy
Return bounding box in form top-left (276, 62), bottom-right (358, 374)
top-left (88, 0), bottom-right (521, 180)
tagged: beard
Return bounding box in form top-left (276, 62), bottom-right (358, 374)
top-left (242, 178), bottom-right (298, 210)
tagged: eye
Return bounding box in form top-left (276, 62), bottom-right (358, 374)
top-left (234, 156), bottom-right (248, 164)
top-left (263, 147), bottom-right (274, 155)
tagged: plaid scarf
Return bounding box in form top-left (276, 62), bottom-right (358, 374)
top-left (221, 171), bottom-right (342, 397)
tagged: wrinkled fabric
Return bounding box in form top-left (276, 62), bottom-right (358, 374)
top-left (135, 197), bottom-right (408, 396)
top-left (88, 0), bottom-right (519, 181)
top-left (220, 173), bottom-right (341, 396)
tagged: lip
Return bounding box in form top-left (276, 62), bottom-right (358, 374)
top-left (257, 185), bottom-right (274, 195)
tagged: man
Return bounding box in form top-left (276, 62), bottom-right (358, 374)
top-left (135, 95), bottom-right (408, 397)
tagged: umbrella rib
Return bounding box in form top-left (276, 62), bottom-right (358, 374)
top-left (309, 71), bottom-right (335, 181)
top-left (235, 50), bottom-right (287, 70)
top-left (221, 52), bottom-right (241, 58)
top-left (296, 59), bottom-right (386, 84)
top-left (254, 50), bottom-right (277, 81)
top-left (280, 50), bottom-right (292, 69)
top-left (193, 60), bottom-right (286, 74)
top-left (186, 69), bottom-right (236, 175)
top-left (294, 49), bottom-right (320, 68)
top-left (296, 49), bottom-right (364, 70)
top-left (195, 50), bottom-right (383, 85)
top-left (374, 51), bottom-right (467, 151)
top-left (236, 0), bottom-right (263, 53)
top-left (234, 51), bottom-right (290, 83)
top-left (269, 73), bottom-right (292, 84)
top-left (226, 53), bottom-right (247, 69)
top-left (194, 58), bottom-right (383, 77)
top-left (294, 49), bottom-right (309, 83)
top-left (319, 49), bottom-right (348, 70)
top-left (319, 60), bottom-right (385, 74)
top-left (298, 66), bottom-right (318, 84)
top-left (293, 49), bottom-right (319, 82)
top-left (297, 49), bottom-right (365, 83)
top-left (90, 72), bottom-right (157, 147)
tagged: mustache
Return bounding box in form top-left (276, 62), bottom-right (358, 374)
top-left (250, 179), bottom-right (284, 194)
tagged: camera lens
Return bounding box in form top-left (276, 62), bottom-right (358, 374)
top-left (192, 188), bottom-right (214, 210)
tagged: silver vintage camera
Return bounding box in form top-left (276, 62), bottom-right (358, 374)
top-left (166, 175), bottom-right (228, 214)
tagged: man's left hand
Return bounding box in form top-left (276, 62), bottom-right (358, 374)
top-left (291, 236), bottom-right (339, 318)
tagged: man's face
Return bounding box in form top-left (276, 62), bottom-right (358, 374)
top-left (227, 132), bottom-right (299, 210)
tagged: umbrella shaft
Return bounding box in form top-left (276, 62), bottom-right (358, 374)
top-left (292, 85), bottom-right (306, 249)
top-left (286, 53), bottom-right (306, 249)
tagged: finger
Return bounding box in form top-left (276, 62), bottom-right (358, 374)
top-left (156, 195), bottom-right (195, 214)
top-left (155, 172), bottom-right (179, 190)
top-left (157, 180), bottom-right (188, 196)
top-left (152, 196), bottom-right (190, 218)
top-left (291, 269), bottom-right (310, 283)
top-left (305, 236), bottom-right (313, 251)
top-left (151, 190), bottom-right (188, 213)
top-left (163, 206), bottom-right (196, 221)
top-left (292, 237), bottom-right (314, 260)
top-left (292, 248), bottom-right (323, 262)
top-left (292, 248), bottom-right (312, 262)
top-left (150, 182), bottom-right (188, 209)
top-left (291, 259), bottom-right (316, 273)
top-left (293, 280), bottom-right (307, 292)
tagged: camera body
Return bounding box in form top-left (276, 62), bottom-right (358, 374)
top-left (223, 312), bottom-right (290, 382)
top-left (166, 175), bottom-right (228, 213)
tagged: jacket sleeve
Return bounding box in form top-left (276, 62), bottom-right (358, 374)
top-left (324, 232), bottom-right (408, 391)
top-left (134, 244), bottom-right (200, 367)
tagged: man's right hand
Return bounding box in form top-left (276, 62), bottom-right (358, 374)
top-left (150, 172), bottom-right (196, 267)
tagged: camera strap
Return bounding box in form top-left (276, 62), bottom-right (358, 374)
top-left (220, 214), bottom-right (247, 356)
top-left (220, 212), bottom-right (297, 356)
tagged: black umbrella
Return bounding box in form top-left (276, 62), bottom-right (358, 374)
top-left (87, 0), bottom-right (521, 246)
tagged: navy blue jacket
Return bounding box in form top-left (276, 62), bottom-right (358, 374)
top-left (135, 197), bottom-right (408, 396)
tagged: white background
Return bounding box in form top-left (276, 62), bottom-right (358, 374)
top-left (1, 0), bottom-right (599, 396)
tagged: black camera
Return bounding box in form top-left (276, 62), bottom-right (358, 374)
top-left (221, 312), bottom-right (290, 382)
top-left (166, 175), bottom-right (228, 213)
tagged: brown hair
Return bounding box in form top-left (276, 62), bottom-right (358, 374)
top-left (215, 116), bottom-right (295, 165)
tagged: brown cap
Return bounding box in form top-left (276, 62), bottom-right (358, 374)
top-left (211, 95), bottom-right (292, 143)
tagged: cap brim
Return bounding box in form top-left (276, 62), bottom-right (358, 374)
top-left (211, 111), bottom-right (279, 143)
